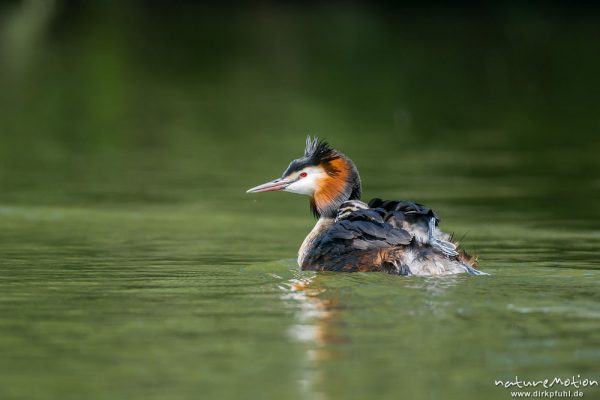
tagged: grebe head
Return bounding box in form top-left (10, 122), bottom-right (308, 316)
top-left (247, 136), bottom-right (361, 218)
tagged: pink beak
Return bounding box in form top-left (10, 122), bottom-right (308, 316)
top-left (246, 177), bottom-right (292, 193)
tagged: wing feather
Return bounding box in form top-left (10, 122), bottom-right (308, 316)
top-left (302, 198), bottom-right (478, 274)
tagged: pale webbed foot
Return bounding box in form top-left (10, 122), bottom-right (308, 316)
top-left (428, 217), bottom-right (459, 257)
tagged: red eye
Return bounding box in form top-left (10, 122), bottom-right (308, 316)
top-left (299, 172), bottom-right (308, 178)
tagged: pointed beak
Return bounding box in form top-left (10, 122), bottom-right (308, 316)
top-left (246, 177), bottom-right (292, 193)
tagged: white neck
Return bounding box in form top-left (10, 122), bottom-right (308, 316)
top-left (297, 217), bottom-right (334, 267)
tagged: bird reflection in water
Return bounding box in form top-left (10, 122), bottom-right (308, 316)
top-left (280, 272), bottom-right (344, 400)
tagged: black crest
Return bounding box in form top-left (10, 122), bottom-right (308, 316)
top-left (304, 135), bottom-right (339, 164)
top-left (282, 135), bottom-right (340, 177)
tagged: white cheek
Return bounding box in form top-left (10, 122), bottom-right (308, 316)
top-left (284, 168), bottom-right (323, 195)
top-left (284, 175), bottom-right (319, 195)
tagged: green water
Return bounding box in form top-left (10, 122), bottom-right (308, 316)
top-left (1, 2), bottom-right (600, 400)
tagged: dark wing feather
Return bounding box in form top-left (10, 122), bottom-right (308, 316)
top-left (303, 198), bottom-right (479, 275)
top-left (368, 198), bottom-right (458, 256)
top-left (368, 197), bottom-right (439, 226)
top-left (303, 202), bottom-right (413, 272)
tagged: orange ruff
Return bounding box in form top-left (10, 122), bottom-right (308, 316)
top-left (314, 158), bottom-right (349, 212)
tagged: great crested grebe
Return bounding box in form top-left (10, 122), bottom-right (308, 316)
top-left (247, 136), bottom-right (484, 276)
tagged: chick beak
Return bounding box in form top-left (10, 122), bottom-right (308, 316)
top-left (246, 177), bottom-right (292, 193)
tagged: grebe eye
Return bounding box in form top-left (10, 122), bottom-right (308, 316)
top-left (299, 172), bottom-right (308, 178)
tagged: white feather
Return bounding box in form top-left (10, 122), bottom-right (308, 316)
top-left (284, 166), bottom-right (324, 196)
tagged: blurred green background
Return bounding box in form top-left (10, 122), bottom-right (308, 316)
top-left (1, 1), bottom-right (599, 400)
